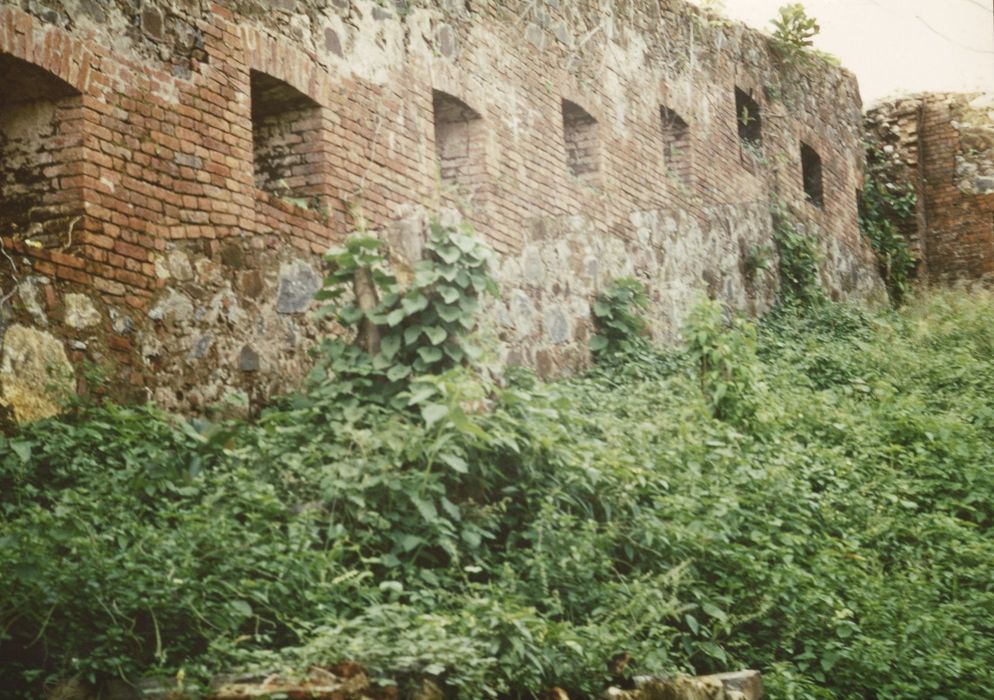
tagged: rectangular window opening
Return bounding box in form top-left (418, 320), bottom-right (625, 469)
top-left (734, 87), bottom-right (762, 146)
top-left (562, 99), bottom-right (600, 181)
top-left (432, 90), bottom-right (485, 192)
top-left (661, 105), bottom-right (691, 184)
top-left (0, 52), bottom-right (84, 240)
top-left (801, 142), bottom-right (824, 208)
top-left (250, 70), bottom-right (324, 209)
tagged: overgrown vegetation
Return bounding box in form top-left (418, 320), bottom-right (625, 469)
top-left (590, 277), bottom-right (650, 358)
top-left (859, 146), bottom-right (918, 305)
top-left (772, 206), bottom-right (822, 305)
top-left (2, 224), bottom-right (994, 699)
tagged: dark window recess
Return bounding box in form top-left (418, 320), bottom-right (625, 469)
top-left (734, 87), bottom-right (761, 146)
top-left (562, 99), bottom-right (600, 179)
top-left (433, 90), bottom-right (485, 190)
top-left (801, 142), bottom-right (824, 208)
top-left (0, 52), bottom-right (84, 240)
top-left (250, 70), bottom-right (323, 206)
top-left (660, 106), bottom-right (690, 183)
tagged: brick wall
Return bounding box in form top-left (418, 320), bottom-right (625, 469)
top-left (0, 0), bottom-right (882, 421)
top-left (866, 93), bottom-right (994, 283)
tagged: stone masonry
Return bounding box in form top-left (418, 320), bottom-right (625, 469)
top-left (0, 0), bottom-right (883, 420)
top-left (866, 92), bottom-right (994, 283)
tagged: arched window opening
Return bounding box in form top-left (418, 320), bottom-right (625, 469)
top-left (801, 142), bottom-right (824, 208)
top-left (660, 105), bottom-right (691, 184)
top-left (432, 90), bottom-right (485, 191)
top-left (0, 52), bottom-right (84, 240)
top-left (562, 99), bottom-right (600, 181)
top-left (250, 70), bottom-right (324, 208)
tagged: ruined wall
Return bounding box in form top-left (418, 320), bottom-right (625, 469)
top-left (0, 0), bottom-right (882, 420)
top-left (866, 93), bottom-right (994, 283)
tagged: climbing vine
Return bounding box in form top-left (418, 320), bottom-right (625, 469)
top-left (590, 277), bottom-right (650, 358)
top-left (311, 220), bottom-right (497, 406)
top-left (859, 146), bottom-right (917, 305)
top-left (772, 204), bottom-right (822, 305)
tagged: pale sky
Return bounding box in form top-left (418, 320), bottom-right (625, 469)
top-left (698, 0), bottom-right (994, 105)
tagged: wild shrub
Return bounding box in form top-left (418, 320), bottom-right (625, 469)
top-left (590, 277), bottom-right (650, 357)
top-left (2, 224), bottom-right (994, 700)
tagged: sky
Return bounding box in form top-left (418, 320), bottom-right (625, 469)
top-left (697, 0), bottom-right (994, 105)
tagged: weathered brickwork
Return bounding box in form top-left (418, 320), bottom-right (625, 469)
top-left (0, 0), bottom-right (882, 420)
top-left (866, 93), bottom-right (994, 283)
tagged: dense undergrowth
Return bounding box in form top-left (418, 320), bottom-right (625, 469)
top-left (2, 228), bottom-right (994, 699)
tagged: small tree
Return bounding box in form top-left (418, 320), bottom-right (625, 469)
top-left (770, 3), bottom-right (832, 66)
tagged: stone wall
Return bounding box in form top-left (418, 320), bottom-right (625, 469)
top-left (866, 93), bottom-right (994, 283)
top-left (0, 0), bottom-right (882, 421)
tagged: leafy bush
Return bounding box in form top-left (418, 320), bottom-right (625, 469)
top-left (769, 4), bottom-right (837, 67)
top-left (310, 220), bottom-right (497, 406)
top-left (2, 228), bottom-right (994, 699)
top-left (590, 277), bottom-right (650, 357)
top-left (773, 207), bottom-right (822, 305)
top-left (771, 4), bottom-right (819, 54)
top-left (684, 298), bottom-right (763, 427)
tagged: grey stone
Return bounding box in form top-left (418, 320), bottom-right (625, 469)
top-left (16, 277), bottom-right (47, 325)
top-left (167, 249), bottom-right (195, 281)
top-left (525, 23), bottom-right (546, 50)
top-left (436, 25), bottom-right (456, 57)
top-left (149, 291), bottom-right (194, 323)
top-left (276, 261), bottom-right (321, 314)
top-left (975, 176), bottom-right (994, 194)
top-left (523, 254), bottom-right (545, 285)
top-left (174, 153), bottom-right (203, 169)
top-left (325, 27), bottom-right (343, 56)
top-left (191, 333), bottom-right (213, 359)
top-left (141, 6), bottom-right (164, 39)
top-left (544, 307), bottom-right (570, 344)
top-left (509, 290), bottom-right (535, 335)
top-left (111, 311), bottom-right (135, 335)
top-left (239, 344), bottom-right (261, 372)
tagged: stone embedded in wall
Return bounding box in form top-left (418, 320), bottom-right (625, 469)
top-left (64, 293), bottom-right (101, 329)
top-left (16, 277), bottom-right (49, 326)
top-left (0, 323), bottom-right (74, 424)
top-left (149, 290), bottom-right (195, 324)
top-left (239, 344), bottom-right (261, 372)
top-left (276, 260), bottom-right (322, 315)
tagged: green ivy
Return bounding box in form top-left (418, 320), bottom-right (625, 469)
top-left (309, 220), bottom-right (497, 407)
top-left (590, 277), bottom-right (650, 358)
top-left (859, 146), bottom-right (918, 305)
top-left (773, 207), bottom-right (822, 306)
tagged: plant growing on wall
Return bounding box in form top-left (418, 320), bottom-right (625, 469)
top-left (590, 277), bottom-right (650, 358)
top-left (311, 220), bottom-right (498, 406)
top-left (859, 146), bottom-right (918, 305)
top-left (772, 204), bottom-right (822, 305)
top-left (769, 3), bottom-right (838, 67)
